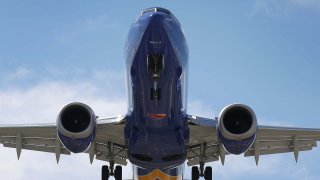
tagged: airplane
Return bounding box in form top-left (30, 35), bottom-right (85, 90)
top-left (1, 7), bottom-right (320, 180)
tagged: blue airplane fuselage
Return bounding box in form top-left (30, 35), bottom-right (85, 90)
top-left (124, 8), bottom-right (189, 178)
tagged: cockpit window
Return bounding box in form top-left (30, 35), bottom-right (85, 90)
top-left (156, 8), bottom-right (171, 15)
top-left (141, 8), bottom-right (171, 15)
top-left (142, 8), bottom-right (156, 15)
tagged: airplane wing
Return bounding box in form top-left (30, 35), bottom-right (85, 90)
top-left (0, 116), bottom-right (127, 165)
top-left (187, 115), bottom-right (320, 166)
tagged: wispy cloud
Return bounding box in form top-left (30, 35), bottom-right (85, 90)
top-left (290, 0), bottom-right (320, 9)
top-left (55, 13), bottom-right (120, 45)
top-left (4, 67), bottom-right (32, 81)
top-left (82, 14), bottom-right (119, 32)
top-left (258, 117), bottom-right (295, 127)
top-left (252, 0), bottom-right (320, 18)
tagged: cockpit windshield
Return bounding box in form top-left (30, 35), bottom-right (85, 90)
top-left (141, 7), bottom-right (171, 15)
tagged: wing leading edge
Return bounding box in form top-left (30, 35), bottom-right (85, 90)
top-left (0, 116), bottom-right (128, 165)
top-left (187, 115), bottom-right (320, 166)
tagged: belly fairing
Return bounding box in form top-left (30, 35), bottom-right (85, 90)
top-left (134, 165), bottom-right (184, 180)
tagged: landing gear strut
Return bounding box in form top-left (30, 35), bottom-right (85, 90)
top-left (101, 142), bottom-right (123, 180)
top-left (191, 143), bottom-right (212, 180)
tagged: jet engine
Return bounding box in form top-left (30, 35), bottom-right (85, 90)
top-left (57, 102), bottom-right (96, 153)
top-left (217, 104), bottom-right (257, 155)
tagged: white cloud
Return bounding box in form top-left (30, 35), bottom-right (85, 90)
top-left (187, 100), bottom-right (216, 118)
top-left (0, 73), bottom-right (128, 179)
top-left (0, 81), bottom-right (127, 124)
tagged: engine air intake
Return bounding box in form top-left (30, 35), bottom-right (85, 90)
top-left (217, 104), bottom-right (257, 154)
top-left (57, 102), bottom-right (96, 153)
top-left (61, 104), bottom-right (91, 133)
top-left (223, 106), bottom-right (253, 134)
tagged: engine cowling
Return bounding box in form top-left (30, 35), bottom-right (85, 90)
top-left (57, 102), bottom-right (96, 153)
top-left (217, 104), bottom-right (257, 155)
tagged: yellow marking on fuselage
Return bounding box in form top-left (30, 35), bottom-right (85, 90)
top-left (138, 169), bottom-right (181, 180)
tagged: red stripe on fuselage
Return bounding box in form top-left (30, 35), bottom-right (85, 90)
top-left (147, 113), bottom-right (167, 120)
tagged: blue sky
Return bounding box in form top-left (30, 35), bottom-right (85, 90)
top-left (0, 0), bottom-right (320, 179)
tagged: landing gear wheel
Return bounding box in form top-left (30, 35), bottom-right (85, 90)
top-left (102, 165), bottom-right (109, 180)
top-left (204, 166), bottom-right (212, 180)
top-left (114, 165), bottom-right (122, 180)
top-left (192, 166), bottom-right (200, 180)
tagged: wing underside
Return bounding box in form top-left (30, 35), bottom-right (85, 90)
top-left (0, 115), bottom-right (320, 167)
top-left (187, 115), bottom-right (320, 166)
top-left (0, 117), bottom-right (128, 165)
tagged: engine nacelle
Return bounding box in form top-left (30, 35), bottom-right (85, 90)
top-left (217, 104), bottom-right (257, 155)
top-left (57, 102), bottom-right (96, 153)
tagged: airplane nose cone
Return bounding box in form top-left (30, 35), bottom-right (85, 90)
top-left (148, 13), bottom-right (167, 26)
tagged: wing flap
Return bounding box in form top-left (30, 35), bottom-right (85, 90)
top-left (1, 136), bottom-right (57, 147)
top-left (255, 139), bottom-right (316, 149)
top-left (259, 126), bottom-right (320, 140)
top-left (0, 124), bottom-right (56, 138)
top-left (245, 146), bottom-right (313, 156)
top-left (3, 143), bottom-right (71, 155)
top-left (243, 126), bottom-right (320, 163)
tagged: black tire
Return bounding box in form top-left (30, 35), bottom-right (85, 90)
top-left (192, 166), bottom-right (199, 180)
top-left (102, 165), bottom-right (109, 180)
top-left (204, 166), bottom-right (212, 180)
top-left (115, 165), bottom-right (122, 180)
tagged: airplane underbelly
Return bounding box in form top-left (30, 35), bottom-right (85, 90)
top-left (127, 129), bottom-right (187, 169)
